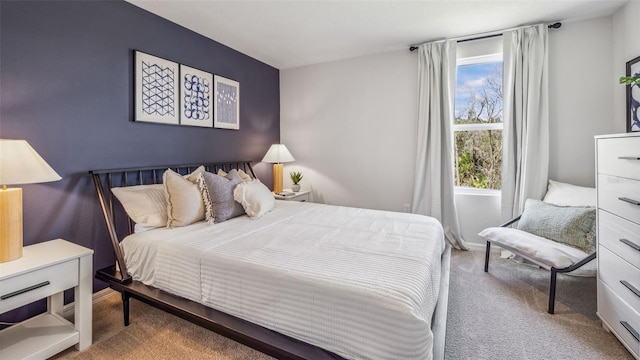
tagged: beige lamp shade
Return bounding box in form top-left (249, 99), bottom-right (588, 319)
top-left (0, 139), bottom-right (61, 263)
top-left (261, 144), bottom-right (295, 164)
top-left (262, 144), bottom-right (295, 193)
top-left (0, 140), bottom-right (61, 185)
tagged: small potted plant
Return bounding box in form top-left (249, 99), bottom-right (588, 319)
top-left (290, 171), bottom-right (303, 192)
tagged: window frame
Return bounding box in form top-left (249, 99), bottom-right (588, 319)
top-left (453, 52), bottom-right (504, 193)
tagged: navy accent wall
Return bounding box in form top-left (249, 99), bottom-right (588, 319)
top-left (0, 0), bottom-right (279, 324)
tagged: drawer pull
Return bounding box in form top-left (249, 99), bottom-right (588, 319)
top-left (619, 197), bottom-right (640, 206)
top-left (620, 321), bottom-right (640, 342)
top-left (620, 280), bottom-right (640, 298)
top-left (620, 238), bottom-right (640, 252)
top-left (0, 281), bottom-right (51, 300)
top-left (618, 156), bottom-right (640, 160)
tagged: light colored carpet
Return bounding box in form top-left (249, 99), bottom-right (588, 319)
top-left (54, 249), bottom-right (634, 359)
top-left (445, 249), bottom-right (633, 360)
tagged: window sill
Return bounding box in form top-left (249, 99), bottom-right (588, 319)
top-left (454, 187), bottom-right (501, 197)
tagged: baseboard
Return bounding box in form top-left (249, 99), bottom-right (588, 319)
top-left (465, 242), bottom-right (488, 252)
top-left (63, 288), bottom-right (117, 318)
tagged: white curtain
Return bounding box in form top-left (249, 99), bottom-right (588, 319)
top-left (501, 24), bottom-right (549, 221)
top-left (411, 40), bottom-right (467, 250)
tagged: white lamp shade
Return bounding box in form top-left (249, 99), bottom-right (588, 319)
top-left (0, 140), bottom-right (61, 185)
top-left (262, 144), bottom-right (295, 163)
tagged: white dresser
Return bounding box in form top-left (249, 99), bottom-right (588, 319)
top-left (595, 133), bottom-right (640, 359)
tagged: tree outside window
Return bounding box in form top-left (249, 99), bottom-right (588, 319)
top-left (454, 58), bottom-right (503, 190)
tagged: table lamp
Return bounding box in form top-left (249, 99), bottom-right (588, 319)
top-left (262, 144), bottom-right (295, 193)
top-left (0, 139), bottom-right (61, 263)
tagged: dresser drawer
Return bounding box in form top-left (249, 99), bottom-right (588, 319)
top-left (598, 281), bottom-right (640, 357)
top-left (598, 174), bottom-right (640, 225)
top-left (599, 210), bottom-right (640, 268)
top-left (0, 259), bottom-right (78, 313)
top-left (597, 136), bottom-right (640, 180)
top-left (599, 246), bottom-right (640, 312)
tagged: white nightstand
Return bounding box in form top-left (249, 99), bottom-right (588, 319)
top-left (274, 190), bottom-right (310, 202)
top-left (0, 239), bottom-right (93, 359)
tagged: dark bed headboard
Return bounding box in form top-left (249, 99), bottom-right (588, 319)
top-left (89, 161), bottom-right (256, 283)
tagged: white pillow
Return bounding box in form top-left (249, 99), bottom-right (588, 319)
top-left (542, 179), bottom-right (596, 207)
top-left (233, 179), bottom-right (275, 218)
top-left (164, 168), bottom-right (206, 228)
top-left (111, 184), bottom-right (167, 229)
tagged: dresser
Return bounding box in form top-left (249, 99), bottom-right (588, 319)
top-left (595, 133), bottom-right (640, 359)
top-left (0, 239), bottom-right (93, 359)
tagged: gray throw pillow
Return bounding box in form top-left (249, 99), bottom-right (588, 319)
top-left (517, 199), bottom-right (596, 254)
top-left (199, 169), bottom-right (245, 223)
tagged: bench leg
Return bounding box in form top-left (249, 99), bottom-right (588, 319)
top-left (548, 269), bottom-right (557, 314)
top-left (122, 291), bottom-right (131, 326)
top-left (484, 241), bottom-right (491, 272)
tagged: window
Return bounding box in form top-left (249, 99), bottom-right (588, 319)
top-left (454, 54), bottom-right (503, 190)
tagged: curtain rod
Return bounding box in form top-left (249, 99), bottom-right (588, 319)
top-left (409, 22), bottom-right (561, 51)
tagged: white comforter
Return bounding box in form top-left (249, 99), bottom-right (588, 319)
top-left (122, 201), bottom-right (445, 360)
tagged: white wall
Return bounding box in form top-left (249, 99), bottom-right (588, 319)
top-left (548, 16), bottom-right (615, 187)
top-left (281, 15), bottom-right (619, 245)
top-left (613, 0), bottom-right (640, 132)
top-left (280, 50), bottom-right (418, 211)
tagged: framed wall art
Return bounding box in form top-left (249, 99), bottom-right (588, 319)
top-left (180, 65), bottom-right (213, 127)
top-left (626, 55), bottom-right (640, 132)
top-left (135, 51), bottom-right (179, 125)
top-left (214, 75), bottom-right (240, 130)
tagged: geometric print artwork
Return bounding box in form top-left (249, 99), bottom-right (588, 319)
top-left (135, 51), bottom-right (179, 125)
top-left (179, 65), bottom-right (213, 127)
top-left (628, 56), bottom-right (640, 132)
top-left (213, 75), bottom-right (240, 130)
top-left (143, 62), bottom-right (175, 116)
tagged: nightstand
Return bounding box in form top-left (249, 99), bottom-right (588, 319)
top-left (0, 239), bottom-right (93, 359)
top-left (274, 190), bottom-right (310, 202)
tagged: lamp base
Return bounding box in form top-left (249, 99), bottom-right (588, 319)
top-left (0, 187), bottom-right (23, 263)
top-left (273, 163), bottom-right (284, 193)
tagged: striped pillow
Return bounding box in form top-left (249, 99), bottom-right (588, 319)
top-left (112, 184), bottom-right (167, 229)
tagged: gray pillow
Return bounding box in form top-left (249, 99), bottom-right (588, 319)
top-left (517, 199), bottom-right (596, 254)
top-left (199, 169), bottom-right (245, 223)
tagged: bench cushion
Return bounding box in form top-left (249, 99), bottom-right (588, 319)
top-left (479, 227), bottom-right (596, 277)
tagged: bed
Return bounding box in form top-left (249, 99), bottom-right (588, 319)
top-left (90, 161), bottom-right (451, 360)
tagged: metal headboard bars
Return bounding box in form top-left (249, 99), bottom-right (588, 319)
top-left (89, 161), bottom-right (256, 284)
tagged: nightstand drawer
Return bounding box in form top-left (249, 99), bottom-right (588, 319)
top-left (598, 210), bottom-right (640, 268)
top-left (597, 136), bottom-right (640, 180)
top-left (0, 259), bottom-right (78, 313)
top-left (598, 280), bottom-right (640, 358)
top-left (599, 246), bottom-right (640, 312)
top-left (598, 174), bottom-right (640, 225)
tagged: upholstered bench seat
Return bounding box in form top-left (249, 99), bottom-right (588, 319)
top-left (479, 227), bottom-right (596, 277)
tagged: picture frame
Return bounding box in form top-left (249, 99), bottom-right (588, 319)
top-left (214, 75), bottom-right (240, 130)
top-left (135, 51), bottom-right (179, 125)
top-left (180, 65), bottom-right (213, 127)
top-left (626, 55), bottom-right (640, 132)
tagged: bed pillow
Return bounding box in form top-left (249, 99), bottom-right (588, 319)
top-left (163, 168), bottom-right (206, 228)
top-left (542, 179), bottom-right (596, 207)
top-left (185, 165), bottom-right (206, 182)
top-left (111, 184), bottom-right (167, 229)
top-left (199, 169), bottom-right (245, 223)
top-left (217, 168), bottom-right (252, 182)
top-left (517, 199), bottom-right (596, 254)
top-left (233, 179), bottom-right (275, 219)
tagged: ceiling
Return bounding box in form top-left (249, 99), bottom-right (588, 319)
top-left (126, 0), bottom-right (628, 69)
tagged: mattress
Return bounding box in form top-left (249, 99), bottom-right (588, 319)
top-left (122, 201), bottom-right (445, 360)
